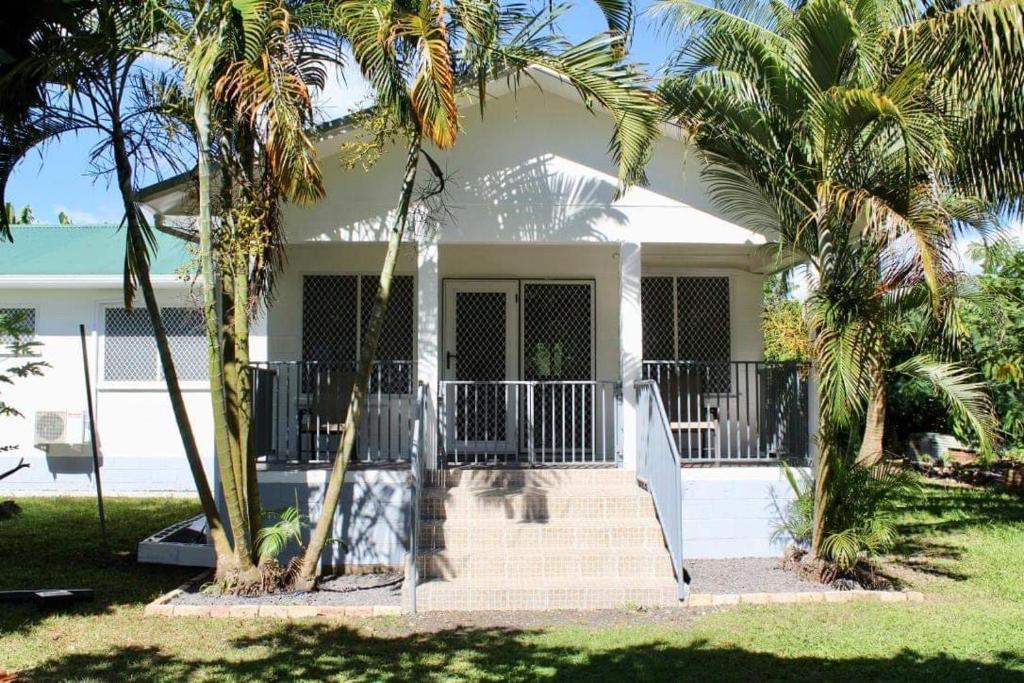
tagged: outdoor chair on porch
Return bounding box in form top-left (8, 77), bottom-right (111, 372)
top-left (658, 366), bottom-right (720, 459)
top-left (298, 366), bottom-right (356, 461)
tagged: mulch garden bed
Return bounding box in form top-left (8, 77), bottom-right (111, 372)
top-left (166, 571), bottom-right (403, 608)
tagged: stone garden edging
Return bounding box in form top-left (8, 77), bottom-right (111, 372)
top-left (144, 573), bottom-right (924, 618)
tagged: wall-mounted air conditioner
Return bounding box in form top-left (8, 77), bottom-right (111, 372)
top-left (34, 411), bottom-right (85, 446)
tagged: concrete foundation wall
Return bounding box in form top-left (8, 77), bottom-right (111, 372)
top-left (258, 469), bottom-right (410, 569)
top-left (682, 466), bottom-right (806, 559)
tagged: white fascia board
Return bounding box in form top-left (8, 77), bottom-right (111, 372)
top-left (0, 275), bottom-right (188, 289)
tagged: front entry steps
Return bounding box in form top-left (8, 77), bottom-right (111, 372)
top-left (415, 468), bottom-right (680, 611)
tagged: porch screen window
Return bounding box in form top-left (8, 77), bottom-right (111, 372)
top-left (522, 283), bottom-right (592, 380)
top-left (641, 276), bottom-right (731, 390)
top-left (301, 274), bottom-right (414, 392)
top-left (103, 307), bottom-right (207, 382)
top-left (0, 307), bottom-right (36, 354)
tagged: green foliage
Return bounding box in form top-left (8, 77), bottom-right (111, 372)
top-left (776, 460), bottom-right (919, 569)
top-left (4, 203), bottom-right (34, 225)
top-left (255, 506), bottom-right (306, 562)
top-left (762, 273), bottom-right (811, 363)
top-left (763, 298), bottom-right (810, 363)
top-left (57, 211), bottom-right (72, 225)
top-left (0, 310), bottom-right (47, 420)
top-left (962, 239), bottom-right (1024, 450)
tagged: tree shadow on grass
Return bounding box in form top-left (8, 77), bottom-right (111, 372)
top-left (23, 622), bottom-right (1024, 682)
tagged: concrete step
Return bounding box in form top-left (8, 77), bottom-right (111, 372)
top-left (417, 548), bottom-right (674, 580)
top-left (420, 489), bottom-right (653, 521)
top-left (415, 577), bottom-right (682, 611)
top-left (418, 518), bottom-right (666, 552)
top-left (425, 468), bottom-right (637, 490)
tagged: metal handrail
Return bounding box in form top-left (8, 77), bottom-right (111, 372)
top-left (636, 379), bottom-right (688, 601)
top-left (405, 381), bottom-right (427, 614)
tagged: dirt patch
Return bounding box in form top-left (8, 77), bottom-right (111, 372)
top-left (168, 571), bottom-right (403, 607)
top-left (781, 546), bottom-right (895, 590)
top-left (0, 500), bottom-right (21, 521)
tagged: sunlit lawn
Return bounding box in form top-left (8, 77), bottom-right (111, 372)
top-left (2, 481), bottom-right (1023, 681)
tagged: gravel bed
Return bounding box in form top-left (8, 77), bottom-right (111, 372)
top-left (686, 557), bottom-right (834, 594)
top-left (168, 572), bottom-right (403, 607)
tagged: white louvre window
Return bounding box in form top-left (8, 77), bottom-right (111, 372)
top-left (302, 274), bottom-right (414, 392)
top-left (641, 276), bottom-right (731, 389)
top-left (103, 307), bottom-right (208, 382)
top-left (0, 307), bottom-right (36, 354)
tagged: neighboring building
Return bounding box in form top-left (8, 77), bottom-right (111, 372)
top-left (1, 70), bottom-right (812, 608)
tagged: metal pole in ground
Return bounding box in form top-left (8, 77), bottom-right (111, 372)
top-left (79, 323), bottom-right (107, 543)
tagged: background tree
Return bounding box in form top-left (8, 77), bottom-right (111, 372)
top-left (655, 0), bottom-right (1021, 560)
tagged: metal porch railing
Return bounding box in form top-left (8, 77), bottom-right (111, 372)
top-left (250, 360), bottom-right (417, 464)
top-left (636, 380), bottom-right (688, 601)
top-left (438, 380), bottom-right (622, 466)
top-left (642, 361), bottom-right (810, 463)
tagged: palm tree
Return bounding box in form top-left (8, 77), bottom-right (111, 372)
top-left (151, 0), bottom-right (334, 583)
top-left (654, 0), bottom-right (1023, 558)
top-left (0, 1), bottom-right (237, 564)
top-left (293, 0), bottom-right (660, 589)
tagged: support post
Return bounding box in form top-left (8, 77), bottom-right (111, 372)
top-left (416, 241), bottom-right (440, 469)
top-left (619, 242), bottom-right (643, 471)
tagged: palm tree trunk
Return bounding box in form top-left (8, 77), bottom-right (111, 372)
top-left (856, 368), bottom-right (886, 468)
top-left (810, 426), bottom-right (832, 558)
top-left (108, 101), bottom-right (233, 566)
top-left (234, 256), bottom-right (261, 539)
top-left (295, 133), bottom-right (421, 590)
top-left (195, 92), bottom-right (254, 572)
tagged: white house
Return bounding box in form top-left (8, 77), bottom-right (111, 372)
top-left (1, 70), bottom-right (811, 610)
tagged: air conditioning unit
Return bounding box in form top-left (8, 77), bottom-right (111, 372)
top-left (34, 411), bottom-right (85, 446)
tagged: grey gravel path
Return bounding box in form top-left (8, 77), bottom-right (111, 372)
top-left (169, 572), bottom-right (403, 607)
top-left (685, 557), bottom-right (833, 594)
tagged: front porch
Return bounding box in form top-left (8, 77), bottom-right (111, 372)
top-left (248, 243), bottom-right (810, 469)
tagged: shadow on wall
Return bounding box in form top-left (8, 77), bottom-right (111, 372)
top-left (23, 623), bottom-right (1024, 682)
top-left (260, 475), bottom-right (411, 570)
top-left (43, 442), bottom-right (102, 477)
top-left (313, 152), bottom-right (629, 245)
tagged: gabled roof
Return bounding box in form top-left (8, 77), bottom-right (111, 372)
top-left (0, 225), bottom-right (190, 276)
top-left (135, 66), bottom-right (678, 215)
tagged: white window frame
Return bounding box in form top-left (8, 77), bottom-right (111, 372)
top-left (97, 301), bottom-right (209, 391)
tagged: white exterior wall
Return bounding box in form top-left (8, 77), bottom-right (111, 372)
top-left (682, 467), bottom-right (807, 559)
top-left (0, 285), bottom-right (214, 495)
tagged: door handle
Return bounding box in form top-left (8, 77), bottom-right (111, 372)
top-left (446, 351), bottom-right (457, 370)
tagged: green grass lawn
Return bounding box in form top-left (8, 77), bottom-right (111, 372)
top-left (2, 481), bottom-right (1023, 682)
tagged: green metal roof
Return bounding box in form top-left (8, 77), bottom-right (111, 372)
top-left (0, 225), bottom-right (190, 276)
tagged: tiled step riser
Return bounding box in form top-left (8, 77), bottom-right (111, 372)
top-left (425, 470), bottom-right (637, 489)
top-left (416, 587), bottom-right (680, 611)
top-left (421, 495), bottom-right (651, 521)
top-left (418, 524), bottom-right (666, 551)
top-left (418, 553), bottom-right (669, 580)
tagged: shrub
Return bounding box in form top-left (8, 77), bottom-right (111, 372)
top-left (775, 460), bottom-right (919, 570)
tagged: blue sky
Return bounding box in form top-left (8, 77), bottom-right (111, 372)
top-left (7, 2), bottom-right (672, 226)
